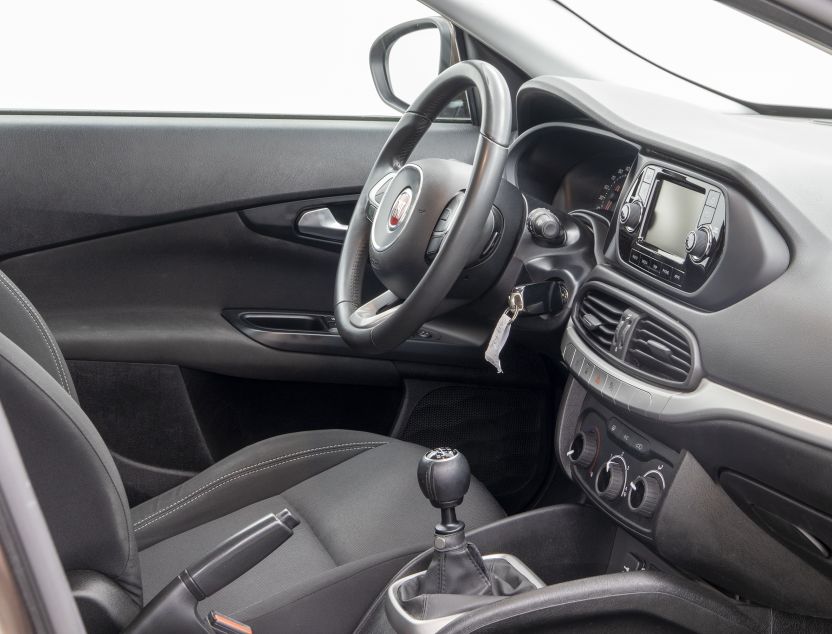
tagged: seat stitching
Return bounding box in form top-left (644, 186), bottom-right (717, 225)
top-left (0, 275), bottom-right (70, 392)
top-left (0, 275), bottom-right (69, 391)
top-left (133, 440), bottom-right (385, 526)
top-left (134, 445), bottom-right (381, 532)
top-left (134, 443), bottom-right (386, 531)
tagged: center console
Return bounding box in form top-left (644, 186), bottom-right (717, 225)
top-left (360, 443), bottom-right (778, 634)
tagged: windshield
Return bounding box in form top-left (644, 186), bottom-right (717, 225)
top-left (558, 0), bottom-right (832, 112)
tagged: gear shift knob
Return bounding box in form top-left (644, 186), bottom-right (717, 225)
top-left (418, 448), bottom-right (471, 508)
top-left (418, 448), bottom-right (471, 535)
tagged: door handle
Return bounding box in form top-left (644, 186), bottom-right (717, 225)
top-left (297, 207), bottom-right (348, 241)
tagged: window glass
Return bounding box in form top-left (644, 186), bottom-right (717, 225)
top-left (559, 0), bottom-right (832, 110)
top-left (0, 0), bottom-right (439, 116)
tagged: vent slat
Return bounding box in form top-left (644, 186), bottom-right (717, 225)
top-left (628, 349), bottom-right (689, 381)
top-left (630, 334), bottom-right (691, 363)
top-left (626, 317), bottom-right (692, 383)
top-left (636, 320), bottom-right (688, 350)
top-left (577, 290), bottom-right (626, 352)
top-left (583, 295), bottom-right (627, 322)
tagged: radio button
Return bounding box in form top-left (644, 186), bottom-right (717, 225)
top-left (671, 269), bottom-right (685, 285)
top-left (659, 264), bottom-right (672, 280)
top-left (638, 183), bottom-right (651, 201)
top-left (629, 249), bottom-right (640, 264)
top-left (700, 205), bottom-right (716, 225)
top-left (643, 167), bottom-right (656, 184)
top-left (706, 190), bottom-right (720, 207)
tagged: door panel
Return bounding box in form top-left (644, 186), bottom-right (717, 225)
top-left (0, 114), bottom-right (560, 510)
top-left (0, 116), bottom-right (477, 256)
top-left (0, 116), bottom-right (478, 379)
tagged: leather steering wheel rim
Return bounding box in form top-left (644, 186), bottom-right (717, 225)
top-left (334, 60), bottom-right (512, 354)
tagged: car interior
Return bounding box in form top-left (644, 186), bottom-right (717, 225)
top-left (1, 1), bottom-right (832, 633)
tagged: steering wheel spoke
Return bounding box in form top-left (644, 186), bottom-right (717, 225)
top-left (349, 290), bottom-right (400, 329)
top-left (368, 172), bottom-right (397, 210)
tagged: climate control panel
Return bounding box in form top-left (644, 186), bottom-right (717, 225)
top-left (567, 405), bottom-right (679, 536)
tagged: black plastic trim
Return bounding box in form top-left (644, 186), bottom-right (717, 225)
top-left (223, 309), bottom-right (485, 365)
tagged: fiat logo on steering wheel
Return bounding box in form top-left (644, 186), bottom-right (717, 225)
top-left (387, 188), bottom-right (413, 230)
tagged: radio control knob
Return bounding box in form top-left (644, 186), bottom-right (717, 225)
top-left (619, 200), bottom-right (643, 232)
top-left (567, 431), bottom-right (598, 468)
top-left (685, 225), bottom-right (714, 262)
top-left (595, 460), bottom-right (626, 501)
top-left (627, 473), bottom-right (663, 517)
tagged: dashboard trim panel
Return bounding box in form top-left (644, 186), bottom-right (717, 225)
top-left (562, 321), bottom-right (832, 452)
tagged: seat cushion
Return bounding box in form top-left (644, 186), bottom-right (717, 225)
top-left (134, 429), bottom-right (504, 631)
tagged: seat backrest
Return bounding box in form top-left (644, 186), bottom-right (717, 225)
top-left (0, 271), bottom-right (78, 402)
top-left (0, 270), bottom-right (142, 620)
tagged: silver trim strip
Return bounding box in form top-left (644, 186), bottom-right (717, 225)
top-left (562, 322), bottom-right (832, 451)
top-left (349, 289), bottom-right (400, 329)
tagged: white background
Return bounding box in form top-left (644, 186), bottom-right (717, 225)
top-left (1, 0), bottom-right (829, 115)
top-left (0, 0), bottom-right (435, 116)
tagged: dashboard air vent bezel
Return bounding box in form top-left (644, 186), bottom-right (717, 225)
top-left (573, 281), bottom-right (701, 390)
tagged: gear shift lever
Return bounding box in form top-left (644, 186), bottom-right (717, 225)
top-left (390, 447), bottom-right (543, 628)
top-left (414, 448), bottom-right (493, 596)
top-left (417, 447), bottom-right (470, 535)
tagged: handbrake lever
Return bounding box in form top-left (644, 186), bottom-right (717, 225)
top-left (124, 510), bottom-right (299, 634)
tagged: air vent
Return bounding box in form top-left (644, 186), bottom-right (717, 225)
top-left (577, 290), bottom-right (628, 351)
top-left (626, 317), bottom-right (692, 383)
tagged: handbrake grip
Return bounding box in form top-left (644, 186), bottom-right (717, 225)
top-left (184, 510), bottom-right (299, 599)
top-left (124, 511), bottom-right (299, 634)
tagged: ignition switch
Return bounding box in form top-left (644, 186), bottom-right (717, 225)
top-left (513, 281), bottom-right (569, 315)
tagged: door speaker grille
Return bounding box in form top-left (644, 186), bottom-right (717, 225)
top-left (399, 385), bottom-right (551, 513)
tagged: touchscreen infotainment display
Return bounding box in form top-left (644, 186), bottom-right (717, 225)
top-left (643, 180), bottom-right (705, 259)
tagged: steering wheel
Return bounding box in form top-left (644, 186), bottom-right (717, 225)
top-left (335, 61), bottom-right (512, 354)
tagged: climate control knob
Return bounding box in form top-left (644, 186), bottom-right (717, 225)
top-left (685, 225), bottom-right (714, 262)
top-left (595, 460), bottom-right (626, 501)
top-left (567, 431), bottom-right (598, 469)
top-left (619, 200), bottom-right (643, 232)
top-left (628, 473), bottom-right (663, 517)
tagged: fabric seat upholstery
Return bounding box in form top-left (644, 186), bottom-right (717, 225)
top-left (0, 269), bottom-right (505, 632)
top-left (136, 430), bottom-right (504, 630)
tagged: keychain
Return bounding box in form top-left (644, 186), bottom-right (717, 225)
top-left (485, 288), bottom-right (524, 373)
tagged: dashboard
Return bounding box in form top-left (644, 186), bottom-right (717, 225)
top-left (502, 75), bottom-right (832, 610)
top-left (508, 124), bottom-right (636, 223)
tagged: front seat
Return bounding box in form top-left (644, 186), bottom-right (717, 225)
top-left (0, 270), bottom-right (505, 632)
